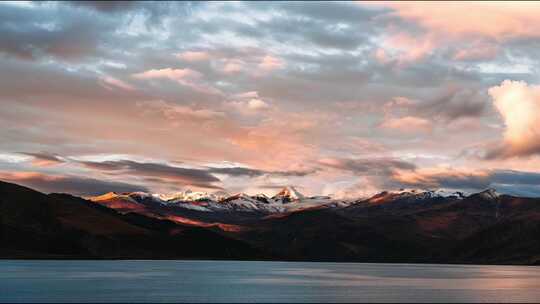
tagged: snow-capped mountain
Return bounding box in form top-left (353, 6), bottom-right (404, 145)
top-left (89, 186), bottom-right (336, 214)
top-left (272, 186), bottom-right (305, 203)
top-left (363, 189), bottom-right (467, 204)
top-left (156, 190), bottom-right (230, 203)
top-left (476, 188), bottom-right (499, 200)
top-left (89, 186), bottom-right (505, 218)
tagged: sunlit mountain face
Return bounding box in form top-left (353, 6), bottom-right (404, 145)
top-left (1, 1), bottom-right (540, 198)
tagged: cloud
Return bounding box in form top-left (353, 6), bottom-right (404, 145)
top-left (391, 168), bottom-right (491, 190)
top-left (258, 55), bottom-right (285, 71)
top-left (418, 87), bottom-right (488, 121)
top-left (239, 3), bottom-right (376, 51)
top-left (0, 171), bottom-right (148, 196)
top-left (19, 152), bottom-right (65, 167)
top-left (369, 2), bottom-right (540, 65)
top-left (0, 4), bottom-right (112, 61)
top-left (384, 87), bottom-right (488, 122)
top-left (318, 157), bottom-right (416, 176)
top-left (378, 2), bottom-right (540, 41)
top-left (379, 116), bottom-right (432, 133)
top-left (390, 167), bottom-right (540, 197)
top-left (65, 1), bottom-right (188, 27)
top-left (132, 68), bottom-right (221, 95)
top-left (175, 51), bottom-right (211, 62)
top-left (0, 57), bottom-right (144, 104)
top-left (78, 160), bottom-right (222, 189)
top-left (207, 166), bottom-right (314, 177)
top-left (221, 59), bottom-right (245, 74)
top-left (233, 91), bottom-right (259, 99)
top-left (132, 68), bottom-right (201, 83)
top-left (99, 76), bottom-right (136, 91)
top-left (486, 80), bottom-right (540, 158)
top-left (452, 43), bottom-right (498, 61)
top-left (225, 91), bottom-right (271, 114)
top-left (378, 32), bottom-right (436, 65)
top-left (77, 158), bottom-right (313, 189)
top-left (316, 157), bottom-right (421, 198)
top-left (2, 1), bottom-right (540, 197)
top-left (246, 99), bottom-right (270, 110)
top-left (137, 100), bottom-right (225, 121)
top-left (66, 1), bottom-right (138, 13)
top-left (491, 169), bottom-right (540, 185)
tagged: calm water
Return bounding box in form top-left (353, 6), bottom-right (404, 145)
top-left (0, 260), bottom-right (539, 303)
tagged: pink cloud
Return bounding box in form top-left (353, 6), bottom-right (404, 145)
top-left (132, 68), bottom-right (221, 95)
top-left (380, 32), bottom-right (436, 64)
top-left (137, 100), bottom-right (226, 121)
top-left (220, 59), bottom-right (245, 74)
top-left (246, 98), bottom-right (270, 110)
top-left (378, 2), bottom-right (540, 40)
top-left (175, 51), bottom-right (211, 62)
top-left (380, 116), bottom-right (433, 133)
top-left (100, 76), bottom-right (136, 91)
top-left (226, 91), bottom-right (271, 114)
top-left (374, 48), bottom-right (390, 64)
top-left (383, 96), bottom-right (417, 114)
top-left (258, 55), bottom-right (285, 71)
top-left (212, 53), bottom-right (285, 76)
top-left (21, 152), bottom-right (65, 167)
top-left (232, 91), bottom-right (259, 99)
top-left (452, 43), bottom-right (498, 61)
top-left (368, 2), bottom-right (540, 63)
top-left (132, 68), bottom-right (202, 82)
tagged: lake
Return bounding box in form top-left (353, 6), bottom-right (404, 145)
top-left (0, 260), bottom-right (539, 303)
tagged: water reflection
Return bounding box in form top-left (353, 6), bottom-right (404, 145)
top-left (0, 261), bottom-right (539, 303)
top-left (245, 265), bottom-right (539, 289)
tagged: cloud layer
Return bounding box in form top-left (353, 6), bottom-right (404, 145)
top-left (0, 171), bottom-right (148, 196)
top-left (0, 2), bottom-right (539, 197)
top-left (487, 80), bottom-right (540, 158)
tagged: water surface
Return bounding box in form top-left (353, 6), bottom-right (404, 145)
top-left (1, 260), bottom-right (539, 302)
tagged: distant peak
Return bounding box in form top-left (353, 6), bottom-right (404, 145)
top-left (273, 186), bottom-right (305, 202)
top-left (477, 188), bottom-right (499, 200)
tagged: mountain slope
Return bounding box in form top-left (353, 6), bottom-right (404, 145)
top-left (0, 181), bottom-right (263, 259)
top-left (1, 180), bottom-right (539, 264)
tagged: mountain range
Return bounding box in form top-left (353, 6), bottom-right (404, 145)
top-left (1, 180), bottom-right (539, 264)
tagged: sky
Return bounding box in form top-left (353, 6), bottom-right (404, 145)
top-left (1, 1), bottom-right (540, 198)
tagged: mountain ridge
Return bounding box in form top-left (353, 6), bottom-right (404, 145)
top-left (1, 180), bottom-right (539, 265)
